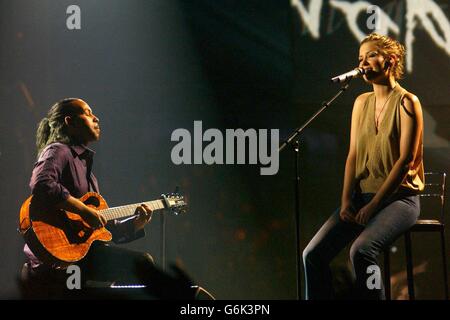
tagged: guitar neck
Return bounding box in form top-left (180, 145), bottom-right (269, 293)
top-left (98, 199), bottom-right (165, 221)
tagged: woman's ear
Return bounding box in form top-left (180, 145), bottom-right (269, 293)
top-left (389, 54), bottom-right (397, 67)
top-left (384, 55), bottom-right (395, 71)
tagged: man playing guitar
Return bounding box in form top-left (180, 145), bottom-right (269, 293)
top-left (20, 98), bottom-right (191, 299)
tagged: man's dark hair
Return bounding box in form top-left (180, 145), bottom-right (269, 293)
top-left (36, 98), bottom-right (83, 157)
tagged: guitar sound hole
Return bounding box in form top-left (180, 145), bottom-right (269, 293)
top-left (84, 196), bottom-right (100, 208)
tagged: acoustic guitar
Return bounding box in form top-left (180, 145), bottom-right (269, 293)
top-left (18, 192), bottom-right (187, 268)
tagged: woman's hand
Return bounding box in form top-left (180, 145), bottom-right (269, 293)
top-left (339, 203), bottom-right (356, 223)
top-left (134, 204), bottom-right (153, 231)
top-left (354, 201), bottom-right (378, 225)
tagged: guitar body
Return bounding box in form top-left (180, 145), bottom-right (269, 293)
top-left (19, 192), bottom-right (112, 268)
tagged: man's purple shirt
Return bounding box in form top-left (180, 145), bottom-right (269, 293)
top-left (25, 142), bottom-right (145, 268)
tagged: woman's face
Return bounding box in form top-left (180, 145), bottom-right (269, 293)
top-left (358, 41), bottom-right (391, 83)
top-left (67, 99), bottom-right (101, 144)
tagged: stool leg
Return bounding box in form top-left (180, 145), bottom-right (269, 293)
top-left (384, 248), bottom-right (391, 300)
top-left (404, 231), bottom-right (415, 300)
top-left (440, 230), bottom-right (449, 300)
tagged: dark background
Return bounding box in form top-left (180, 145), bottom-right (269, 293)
top-left (0, 0), bottom-right (449, 299)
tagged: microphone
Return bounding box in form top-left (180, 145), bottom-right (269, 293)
top-left (330, 67), bottom-right (369, 83)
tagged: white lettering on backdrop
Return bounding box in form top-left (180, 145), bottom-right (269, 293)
top-left (291, 0), bottom-right (450, 73)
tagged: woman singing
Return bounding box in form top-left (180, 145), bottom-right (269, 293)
top-left (303, 33), bottom-right (424, 300)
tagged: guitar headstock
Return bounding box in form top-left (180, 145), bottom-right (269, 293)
top-left (161, 191), bottom-right (187, 215)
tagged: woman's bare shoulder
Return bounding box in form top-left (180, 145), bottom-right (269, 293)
top-left (402, 90), bottom-right (420, 103)
top-left (400, 89), bottom-right (422, 114)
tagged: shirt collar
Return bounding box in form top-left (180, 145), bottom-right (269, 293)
top-left (69, 144), bottom-right (95, 158)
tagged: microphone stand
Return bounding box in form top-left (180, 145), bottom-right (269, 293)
top-left (279, 77), bottom-right (353, 300)
top-left (160, 212), bottom-right (166, 271)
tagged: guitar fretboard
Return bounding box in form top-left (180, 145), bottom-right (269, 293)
top-left (98, 200), bottom-right (165, 221)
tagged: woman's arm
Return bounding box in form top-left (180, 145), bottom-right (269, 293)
top-left (355, 93), bottom-right (423, 225)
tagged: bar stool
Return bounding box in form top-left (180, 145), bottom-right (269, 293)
top-left (384, 172), bottom-right (448, 300)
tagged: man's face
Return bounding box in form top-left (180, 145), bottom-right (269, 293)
top-left (68, 100), bottom-right (100, 144)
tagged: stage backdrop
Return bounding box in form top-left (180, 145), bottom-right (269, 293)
top-left (0, 0), bottom-right (448, 299)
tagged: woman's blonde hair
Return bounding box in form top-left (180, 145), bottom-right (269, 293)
top-left (360, 33), bottom-right (406, 80)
